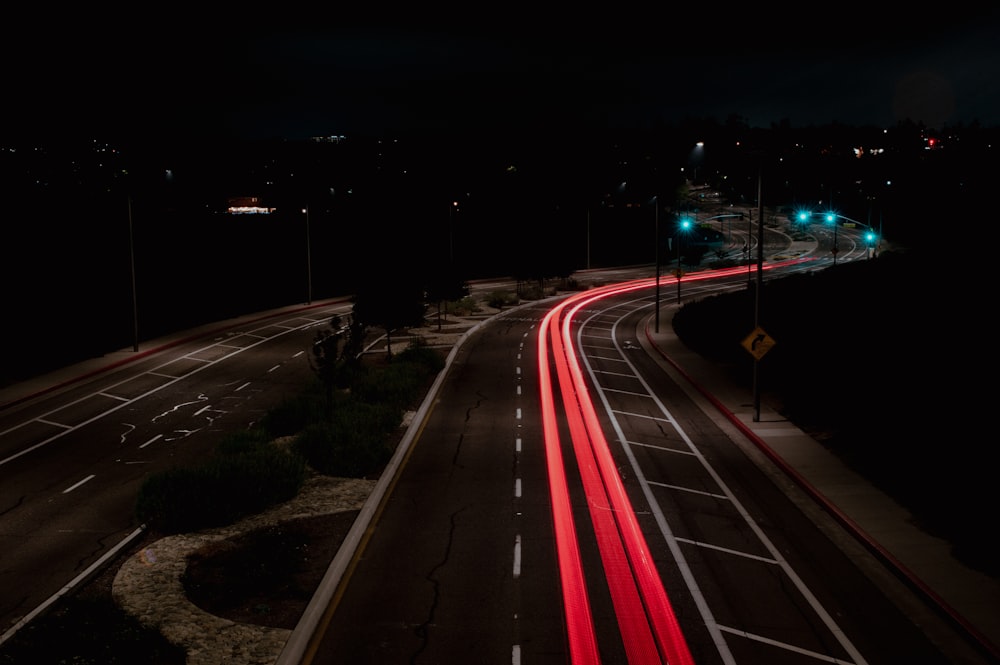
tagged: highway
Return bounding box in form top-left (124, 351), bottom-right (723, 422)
top-left (2, 217), bottom-right (993, 663)
top-left (0, 299), bottom-right (355, 637)
top-left (299, 261), bottom-right (982, 664)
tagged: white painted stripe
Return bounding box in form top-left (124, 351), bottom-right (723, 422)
top-left (515, 477), bottom-right (521, 498)
top-left (513, 534), bottom-right (522, 579)
top-left (63, 475), bottom-right (95, 493)
top-left (139, 434), bottom-right (163, 449)
top-left (717, 625), bottom-right (847, 662)
top-left (675, 537), bottom-right (779, 564)
top-left (36, 419), bottom-right (71, 429)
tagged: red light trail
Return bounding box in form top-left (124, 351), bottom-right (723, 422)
top-left (538, 277), bottom-right (693, 665)
top-left (536, 260), bottom-right (809, 662)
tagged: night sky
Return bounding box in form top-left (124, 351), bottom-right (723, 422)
top-left (5, 7), bottom-right (1000, 142)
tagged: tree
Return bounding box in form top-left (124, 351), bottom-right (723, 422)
top-left (309, 314), bottom-right (364, 416)
top-left (351, 271), bottom-right (427, 359)
top-left (425, 266), bottom-right (469, 331)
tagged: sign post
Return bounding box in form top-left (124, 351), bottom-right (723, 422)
top-left (741, 326), bottom-right (776, 422)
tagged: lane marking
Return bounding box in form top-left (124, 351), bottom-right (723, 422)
top-left (63, 475), bottom-right (95, 494)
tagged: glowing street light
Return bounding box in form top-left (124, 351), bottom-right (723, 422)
top-left (675, 214), bottom-right (693, 303)
top-left (824, 211), bottom-right (839, 265)
top-left (302, 206), bottom-right (313, 304)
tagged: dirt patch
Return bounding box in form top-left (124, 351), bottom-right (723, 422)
top-left (182, 511), bottom-right (361, 629)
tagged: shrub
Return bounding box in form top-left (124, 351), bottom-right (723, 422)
top-left (259, 383), bottom-right (330, 435)
top-left (352, 344), bottom-right (443, 409)
top-left (214, 428), bottom-right (274, 456)
top-left (292, 402), bottom-right (400, 476)
top-left (136, 441), bottom-right (305, 534)
top-left (487, 290), bottom-right (519, 310)
top-left (448, 296), bottom-right (481, 316)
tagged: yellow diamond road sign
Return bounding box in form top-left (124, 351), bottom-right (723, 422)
top-left (742, 326), bottom-right (776, 360)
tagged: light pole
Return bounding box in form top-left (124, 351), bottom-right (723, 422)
top-left (675, 214), bottom-right (692, 303)
top-left (825, 211), bottom-right (839, 265)
top-left (127, 196), bottom-right (139, 352)
top-left (652, 196), bottom-right (661, 332)
top-left (449, 200), bottom-right (458, 265)
top-left (689, 141), bottom-right (705, 184)
top-left (302, 206), bottom-right (312, 305)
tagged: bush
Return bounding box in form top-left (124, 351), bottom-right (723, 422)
top-left (0, 596), bottom-right (185, 665)
top-left (487, 290), bottom-right (519, 310)
top-left (136, 440), bottom-right (306, 534)
top-left (292, 416), bottom-right (395, 477)
top-left (259, 383), bottom-right (329, 436)
top-left (448, 296), bottom-right (481, 316)
top-left (352, 344), bottom-right (443, 408)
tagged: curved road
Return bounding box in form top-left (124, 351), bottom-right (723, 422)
top-left (300, 262), bottom-right (990, 664)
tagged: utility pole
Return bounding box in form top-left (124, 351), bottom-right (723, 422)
top-left (653, 197), bottom-right (661, 332)
top-left (128, 196), bottom-right (139, 352)
top-left (752, 165), bottom-right (763, 421)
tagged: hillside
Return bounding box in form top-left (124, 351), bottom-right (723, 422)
top-left (672, 247), bottom-right (994, 576)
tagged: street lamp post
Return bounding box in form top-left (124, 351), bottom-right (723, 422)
top-left (449, 201), bottom-right (458, 265)
top-left (303, 206), bottom-right (312, 305)
top-left (675, 214), bottom-right (692, 304)
top-left (128, 196), bottom-right (139, 352)
top-left (653, 196), bottom-right (661, 332)
top-left (825, 212), bottom-right (839, 265)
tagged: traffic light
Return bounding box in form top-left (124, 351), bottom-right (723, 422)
top-left (795, 210), bottom-right (810, 223)
top-left (865, 231), bottom-right (876, 244)
top-left (679, 215), bottom-right (693, 230)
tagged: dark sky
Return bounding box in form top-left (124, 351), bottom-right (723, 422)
top-left (6, 7), bottom-right (1000, 142)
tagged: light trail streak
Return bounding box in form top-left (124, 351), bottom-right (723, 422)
top-left (549, 293), bottom-right (663, 663)
top-left (562, 287), bottom-right (695, 665)
top-left (537, 306), bottom-right (601, 665)
top-left (535, 261), bottom-right (806, 662)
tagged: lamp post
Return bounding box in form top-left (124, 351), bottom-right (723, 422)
top-left (675, 214), bottom-right (692, 303)
top-left (449, 200), bottom-right (458, 265)
top-left (302, 206), bottom-right (312, 305)
top-left (652, 196), bottom-right (661, 332)
top-left (825, 211), bottom-right (839, 265)
top-left (128, 196), bottom-right (139, 352)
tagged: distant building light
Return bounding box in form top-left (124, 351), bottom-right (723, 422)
top-left (227, 205), bottom-right (276, 214)
top-left (227, 196), bottom-right (274, 214)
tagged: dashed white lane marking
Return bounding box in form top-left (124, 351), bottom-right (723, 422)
top-left (513, 534), bottom-right (522, 579)
top-left (63, 475), bottom-right (95, 494)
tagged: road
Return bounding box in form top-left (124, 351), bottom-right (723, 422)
top-left (0, 299), bottom-right (354, 637)
top-left (301, 260), bottom-right (987, 664)
top-left (4, 215), bottom-right (985, 662)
